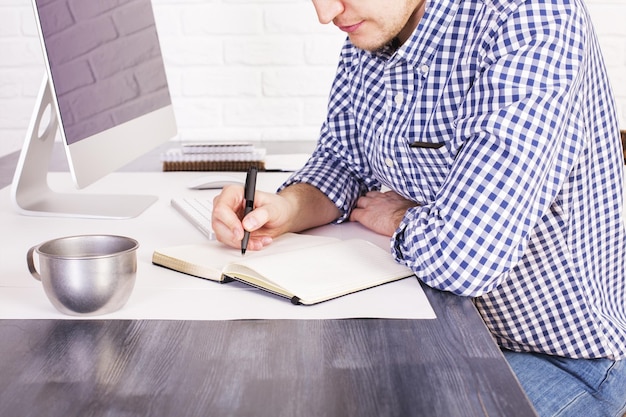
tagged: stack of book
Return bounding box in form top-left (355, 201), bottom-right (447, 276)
top-left (161, 143), bottom-right (266, 172)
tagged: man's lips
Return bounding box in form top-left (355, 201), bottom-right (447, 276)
top-left (337, 21), bottom-right (363, 33)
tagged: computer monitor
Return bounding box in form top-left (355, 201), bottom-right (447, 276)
top-left (11, 0), bottom-right (177, 219)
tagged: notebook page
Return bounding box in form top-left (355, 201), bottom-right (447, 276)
top-left (225, 239), bottom-right (413, 304)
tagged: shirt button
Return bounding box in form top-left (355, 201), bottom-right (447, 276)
top-left (420, 64), bottom-right (430, 75)
top-left (385, 158), bottom-right (395, 168)
top-left (394, 92), bottom-right (404, 106)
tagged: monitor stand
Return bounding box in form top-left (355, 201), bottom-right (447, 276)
top-left (10, 77), bottom-right (158, 219)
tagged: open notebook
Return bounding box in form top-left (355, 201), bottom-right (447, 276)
top-left (152, 233), bottom-right (414, 305)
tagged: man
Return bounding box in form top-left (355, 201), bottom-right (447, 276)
top-left (212, 0), bottom-right (626, 415)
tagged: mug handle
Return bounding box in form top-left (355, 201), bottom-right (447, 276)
top-left (26, 246), bottom-right (41, 281)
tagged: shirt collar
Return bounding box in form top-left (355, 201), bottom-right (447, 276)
top-left (371, 0), bottom-right (463, 68)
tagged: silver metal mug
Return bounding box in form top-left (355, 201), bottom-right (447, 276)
top-left (27, 234), bottom-right (139, 316)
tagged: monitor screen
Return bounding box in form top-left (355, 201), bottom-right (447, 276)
top-left (37, 0), bottom-right (171, 146)
top-left (11, 0), bottom-right (177, 218)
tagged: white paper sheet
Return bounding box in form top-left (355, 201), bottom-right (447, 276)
top-left (0, 172), bottom-right (436, 320)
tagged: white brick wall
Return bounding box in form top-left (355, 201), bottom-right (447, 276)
top-left (0, 0), bottom-right (624, 157)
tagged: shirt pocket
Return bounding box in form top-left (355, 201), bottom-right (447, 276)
top-left (403, 141), bottom-right (454, 201)
top-left (409, 140), bottom-right (453, 168)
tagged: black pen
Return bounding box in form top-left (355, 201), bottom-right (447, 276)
top-left (241, 166), bottom-right (257, 255)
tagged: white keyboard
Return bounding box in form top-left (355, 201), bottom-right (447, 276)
top-left (171, 198), bottom-right (215, 240)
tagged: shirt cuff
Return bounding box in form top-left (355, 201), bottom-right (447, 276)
top-left (391, 205), bottom-right (421, 263)
top-left (279, 162), bottom-right (364, 223)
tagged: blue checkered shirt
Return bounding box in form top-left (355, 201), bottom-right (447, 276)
top-left (283, 0), bottom-right (626, 359)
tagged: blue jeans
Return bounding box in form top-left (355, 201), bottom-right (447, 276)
top-left (502, 350), bottom-right (626, 417)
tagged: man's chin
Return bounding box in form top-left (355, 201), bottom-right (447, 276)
top-left (349, 35), bottom-right (396, 52)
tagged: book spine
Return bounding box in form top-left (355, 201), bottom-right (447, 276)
top-left (160, 146), bottom-right (266, 171)
top-left (162, 160), bottom-right (265, 172)
top-left (290, 296), bottom-right (301, 305)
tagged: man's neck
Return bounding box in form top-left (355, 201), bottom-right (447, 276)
top-left (396, 1), bottom-right (427, 46)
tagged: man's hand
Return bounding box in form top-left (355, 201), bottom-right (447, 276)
top-left (211, 183), bottom-right (340, 251)
top-left (349, 190), bottom-right (418, 236)
top-left (211, 186), bottom-right (287, 251)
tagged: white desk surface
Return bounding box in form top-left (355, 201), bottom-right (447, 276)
top-left (0, 171), bottom-right (436, 320)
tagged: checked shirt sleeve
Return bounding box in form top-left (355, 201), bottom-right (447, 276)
top-left (280, 43), bottom-right (382, 221)
top-left (393, 3), bottom-right (593, 296)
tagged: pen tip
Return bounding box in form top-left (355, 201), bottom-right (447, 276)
top-left (241, 249), bottom-right (246, 256)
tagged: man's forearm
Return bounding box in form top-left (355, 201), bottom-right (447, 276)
top-left (278, 183), bottom-right (341, 233)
